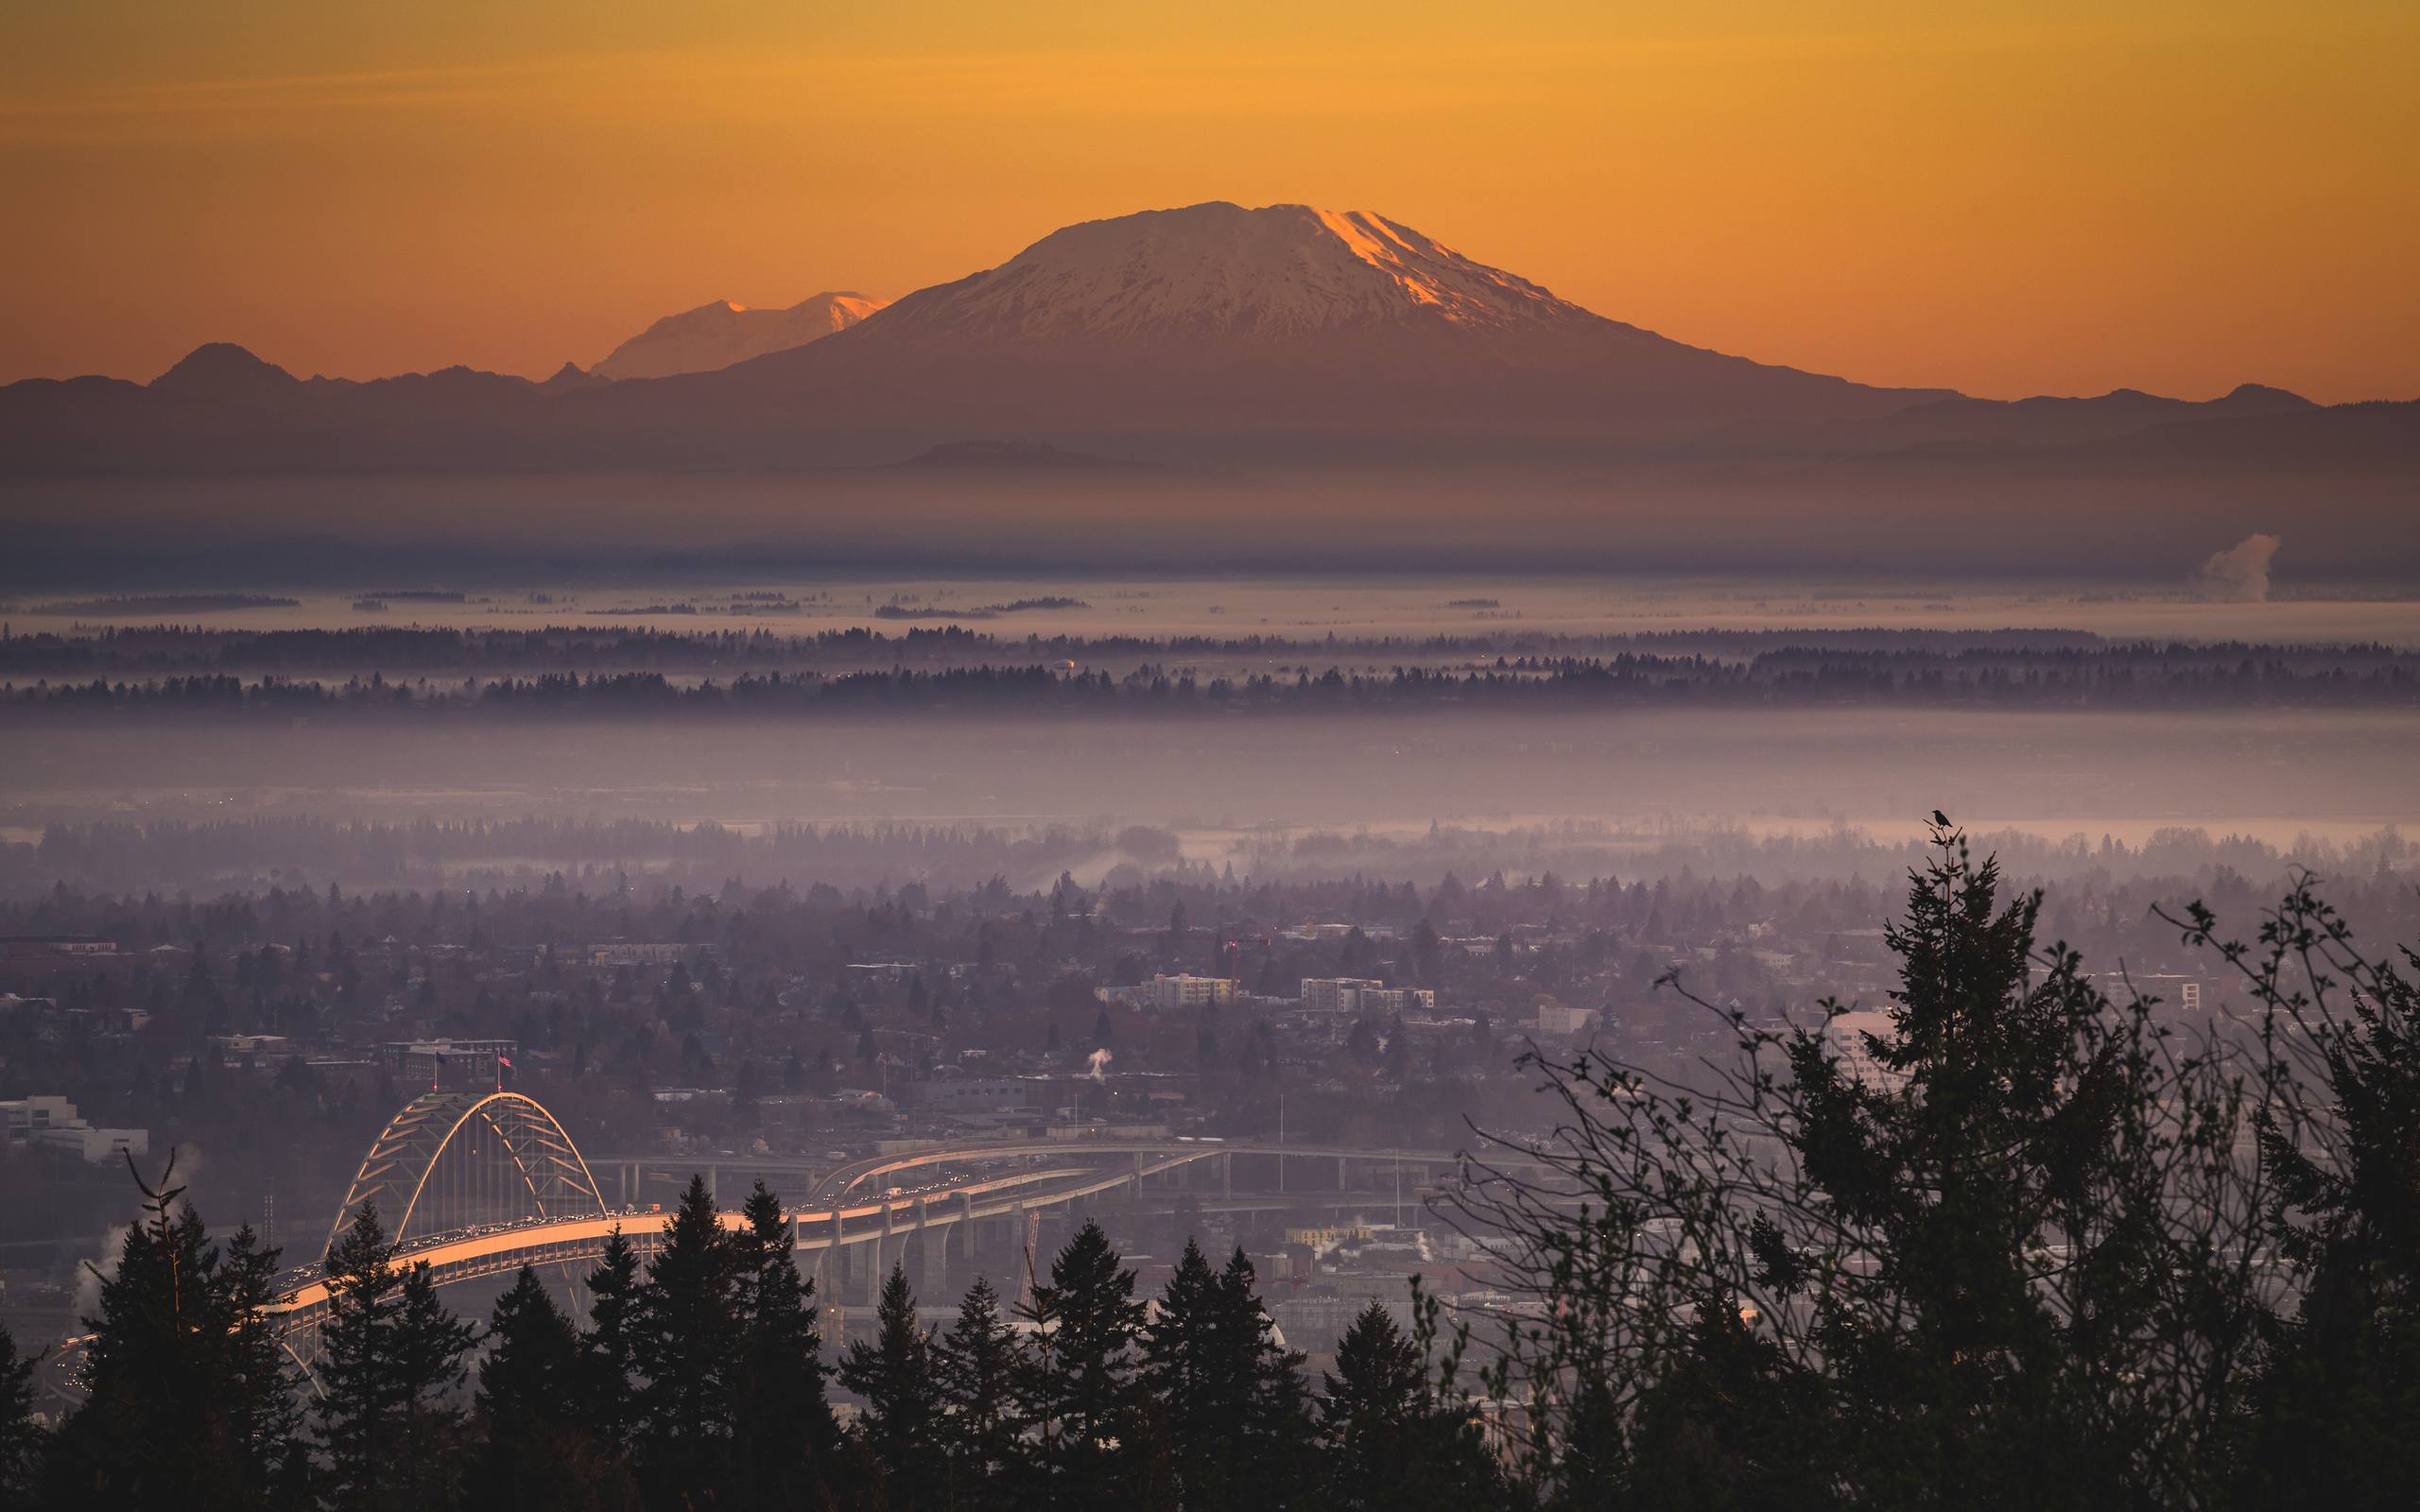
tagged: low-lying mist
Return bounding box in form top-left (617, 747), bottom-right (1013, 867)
top-left (5, 708), bottom-right (2411, 896)
top-left (7, 456), bottom-right (2415, 584)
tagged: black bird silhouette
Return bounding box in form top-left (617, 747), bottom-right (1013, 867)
top-left (1932, 810), bottom-right (1950, 828)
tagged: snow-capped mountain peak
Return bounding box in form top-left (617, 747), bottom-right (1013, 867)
top-left (593, 291), bottom-right (885, 380)
top-left (871, 202), bottom-right (1599, 344)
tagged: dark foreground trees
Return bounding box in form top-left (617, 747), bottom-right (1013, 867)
top-left (733, 1180), bottom-right (843, 1505)
top-left (1460, 818), bottom-right (2420, 1511)
top-left (1320, 1297), bottom-right (1512, 1511)
top-left (318, 1205), bottom-right (481, 1512)
top-left (2173, 877), bottom-right (2420, 1508)
top-left (9, 818), bottom-right (2417, 1511)
top-left (1011, 1215), bottom-right (1150, 1506)
top-left (0, 1323), bottom-right (43, 1504)
top-left (839, 1263), bottom-right (945, 1507)
top-left (466, 1265), bottom-right (635, 1512)
top-left (9, 1155), bottom-right (1481, 1512)
top-left (39, 1153), bottom-right (312, 1509)
top-left (934, 1276), bottom-right (1025, 1499)
top-left (1141, 1240), bottom-right (1315, 1512)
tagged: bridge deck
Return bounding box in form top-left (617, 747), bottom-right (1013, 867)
top-left (268, 1134), bottom-right (1507, 1324)
top-left (268, 1156), bottom-right (1201, 1320)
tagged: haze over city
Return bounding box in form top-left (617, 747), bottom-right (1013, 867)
top-left (1, 4), bottom-right (2414, 1510)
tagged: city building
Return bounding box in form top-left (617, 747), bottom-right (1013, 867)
top-left (209, 1033), bottom-right (294, 1061)
top-left (377, 1038), bottom-right (519, 1087)
top-left (0, 1095), bottom-right (148, 1163)
top-left (1824, 1008), bottom-right (1905, 1088)
top-left (1285, 1223), bottom-right (1378, 1248)
top-left (0, 936), bottom-right (119, 958)
top-left (2099, 972), bottom-right (2208, 1013)
top-left (1300, 978), bottom-right (1434, 1015)
top-left (912, 1077), bottom-right (1035, 1112)
top-left (1300, 977), bottom-right (1386, 1013)
top-left (1533, 1001), bottom-right (1601, 1038)
top-left (588, 942), bottom-right (712, 967)
top-left (1145, 973), bottom-right (1236, 1012)
top-left (1280, 923), bottom-right (1364, 942)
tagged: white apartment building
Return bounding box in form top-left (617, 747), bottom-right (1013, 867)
top-left (1, 1095), bottom-right (149, 1163)
top-left (1301, 977), bottom-right (1386, 1012)
top-left (1533, 1001), bottom-right (1601, 1038)
top-left (1301, 978), bottom-right (1436, 1015)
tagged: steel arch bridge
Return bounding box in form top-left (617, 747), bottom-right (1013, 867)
top-left (328, 1091), bottom-right (607, 1256)
top-left (51, 1092), bottom-right (1475, 1400)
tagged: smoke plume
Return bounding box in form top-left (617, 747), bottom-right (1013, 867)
top-left (2196, 533), bottom-right (2281, 602)
top-left (76, 1222), bottom-right (130, 1314)
top-left (1086, 1048), bottom-right (1114, 1082)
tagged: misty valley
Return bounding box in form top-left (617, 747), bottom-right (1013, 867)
top-left (2, 28), bottom-right (2415, 1500)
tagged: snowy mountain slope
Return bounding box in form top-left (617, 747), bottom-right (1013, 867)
top-left (612, 201), bottom-right (1930, 458)
top-left (862, 202), bottom-right (1614, 345)
top-left (592, 292), bottom-right (884, 380)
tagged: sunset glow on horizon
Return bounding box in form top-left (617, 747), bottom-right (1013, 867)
top-left (4, 0), bottom-right (2414, 402)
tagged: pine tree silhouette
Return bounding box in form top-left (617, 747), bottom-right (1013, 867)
top-left (840, 1263), bottom-right (945, 1507)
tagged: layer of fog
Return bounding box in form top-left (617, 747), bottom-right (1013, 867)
top-left (7, 708), bottom-right (2413, 895)
top-left (9, 573), bottom-right (2420, 650)
top-left (6, 457), bottom-right (2412, 587)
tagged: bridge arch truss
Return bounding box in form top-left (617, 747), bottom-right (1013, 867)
top-left (328, 1091), bottom-right (606, 1256)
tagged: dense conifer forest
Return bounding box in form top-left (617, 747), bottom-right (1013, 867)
top-left (6, 625), bottom-right (2416, 717)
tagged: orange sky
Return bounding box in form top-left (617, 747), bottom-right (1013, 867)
top-left (2, 1), bottom-right (2413, 401)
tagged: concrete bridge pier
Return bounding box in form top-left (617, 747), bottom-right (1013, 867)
top-left (811, 1210), bottom-right (838, 1302)
top-left (915, 1196), bottom-right (947, 1299)
top-left (868, 1202), bottom-right (894, 1305)
top-left (1008, 1204), bottom-right (1031, 1309)
top-left (953, 1193), bottom-right (977, 1291)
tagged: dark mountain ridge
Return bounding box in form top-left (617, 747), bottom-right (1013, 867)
top-left (0, 203), bottom-right (2405, 475)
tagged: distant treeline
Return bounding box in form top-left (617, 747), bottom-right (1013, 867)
top-left (873, 597), bottom-right (1091, 619)
top-left (21, 593), bottom-right (302, 616)
top-left (9, 816), bottom-right (2414, 941)
top-left (0, 623), bottom-right (991, 676)
top-left (0, 622), bottom-right (2122, 677)
top-left (5, 816), bottom-right (1127, 897)
top-left (5, 645), bottom-right (2416, 717)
